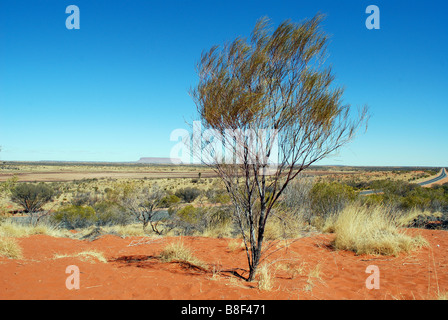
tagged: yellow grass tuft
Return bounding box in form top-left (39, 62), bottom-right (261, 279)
top-left (227, 239), bottom-right (245, 252)
top-left (159, 240), bottom-right (206, 268)
top-left (0, 220), bottom-right (72, 238)
top-left (53, 250), bottom-right (108, 263)
top-left (331, 203), bottom-right (429, 256)
top-left (0, 237), bottom-right (23, 259)
top-left (437, 291), bottom-right (448, 300)
top-left (256, 264), bottom-right (274, 291)
top-left (200, 224), bottom-right (233, 238)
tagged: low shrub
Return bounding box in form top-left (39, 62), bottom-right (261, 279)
top-left (206, 188), bottom-right (231, 204)
top-left (94, 201), bottom-right (131, 226)
top-left (309, 182), bottom-right (356, 221)
top-left (175, 187), bottom-right (201, 203)
top-left (71, 191), bottom-right (102, 207)
top-left (159, 194), bottom-right (181, 208)
top-left (176, 205), bottom-right (203, 224)
top-left (52, 205), bottom-right (97, 229)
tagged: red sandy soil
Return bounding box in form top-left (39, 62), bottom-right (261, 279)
top-left (1, 229), bottom-right (447, 300)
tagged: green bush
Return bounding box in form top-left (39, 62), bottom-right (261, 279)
top-left (94, 201), bottom-right (131, 226)
top-left (52, 205), bottom-right (97, 229)
top-left (207, 206), bottom-right (233, 227)
top-left (71, 191), bottom-right (102, 207)
top-left (169, 205), bottom-right (233, 236)
top-left (175, 187), bottom-right (201, 203)
top-left (11, 183), bottom-right (54, 213)
top-left (364, 179), bottom-right (448, 212)
top-left (206, 188), bottom-right (231, 204)
top-left (310, 182), bottom-right (356, 219)
top-left (176, 205), bottom-right (203, 224)
top-left (159, 194), bottom-right (181, 208)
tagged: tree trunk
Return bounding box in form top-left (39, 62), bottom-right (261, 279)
top-left (247, 246), bottom-right (262, 281)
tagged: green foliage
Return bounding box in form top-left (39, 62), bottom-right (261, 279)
top-left (52, 205), bottom-right (97, 229)
top-left (370, 179), bottom-right (418, 198)
top-left (176, 205), bottom-right (203, 224)
top-left (309, 182), bottom-right (356, 218)
top-left (94, 201), bottom-right (131, 226)
top-left (169, 204), bottom-right (233, 236)
top-left (10, 183), bottom-right (54, 213)
top-left (207, 206), bottom-right (233, 227)
top-left (175, 187), bottom-right (201, 203)
top-left (104, 181), bottom-right (138, 203)
top-left (1, 175), bottom-right (18, 194)
top-left (205, 188), bottom-right (231, 204)
top-left (363, 179), bottom-right (448, 212)
top-left (71, 191), bottom-right (102, 207)
top-left (159, 194), bottom-right (181, 208)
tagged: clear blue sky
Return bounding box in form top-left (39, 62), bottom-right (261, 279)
top-left (0, 0), bottom-right (447, 166)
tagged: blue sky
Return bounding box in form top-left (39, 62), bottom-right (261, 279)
top-left (0, 0), bottom-right (447, 166)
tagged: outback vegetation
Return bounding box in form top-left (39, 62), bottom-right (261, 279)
top-left (190, 14), bottom-right (368, 280)
top-left (0, 162), bottom-right (447, 298)
top-left (0, 14), bottom-right (447, 300)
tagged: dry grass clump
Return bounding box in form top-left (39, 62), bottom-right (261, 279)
top-left (0, 237), bottom-right (23, 259)
top-left (263, 211), bottom-right (306, 240)
top-left (256, 264), bottom-right (274, 291)
top-left (159, 240), bottom-right (206, 268)
top-left (0, 220), bottom-right (72, 238)
top-left (331, 204), bottom-right (429, 256)
top-left (200, 224), bottom-right (233, 238)
top-left (101, 224), bottom-right (147, 238)
top-left (437, 291), bottom-right (448, 300)
top-left (303, 263), bottom-right (323, 291)
top-left (53, 250), bottom-right (108, 263)
top-left (227, 239), bottom-right (245, 252)
top-left (276, 261), bottom-right (307, 279)
top-left (263, 219), bottom-right (285, 241)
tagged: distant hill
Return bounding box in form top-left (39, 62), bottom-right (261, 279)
top-left (137, 157), bottom-right (182, 164)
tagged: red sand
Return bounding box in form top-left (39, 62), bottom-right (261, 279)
top-left (1, 229), bottom-right (447, 300)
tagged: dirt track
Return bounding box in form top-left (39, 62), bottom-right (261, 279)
top-left (0, 169), bottom-right (345, 182)
top-left (0, 171), bottom-right (218, 182)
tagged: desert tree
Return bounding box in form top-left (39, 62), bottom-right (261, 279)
top-left (190, 14), bottom-right (368, 281)
top-left (10, 183), bottom-right (55, 225)
top-left (120, 184), bottom-right (167, 234)
top-left (11, 183), bottom-right (54, 213)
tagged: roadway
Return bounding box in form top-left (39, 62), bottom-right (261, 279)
top-left (359, 168), bottom-right (447, 196)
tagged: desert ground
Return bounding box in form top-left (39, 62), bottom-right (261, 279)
top-left (0, 229), bottom-right (447, 300)
top-left (0, 162), bottom-right (447, 300)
